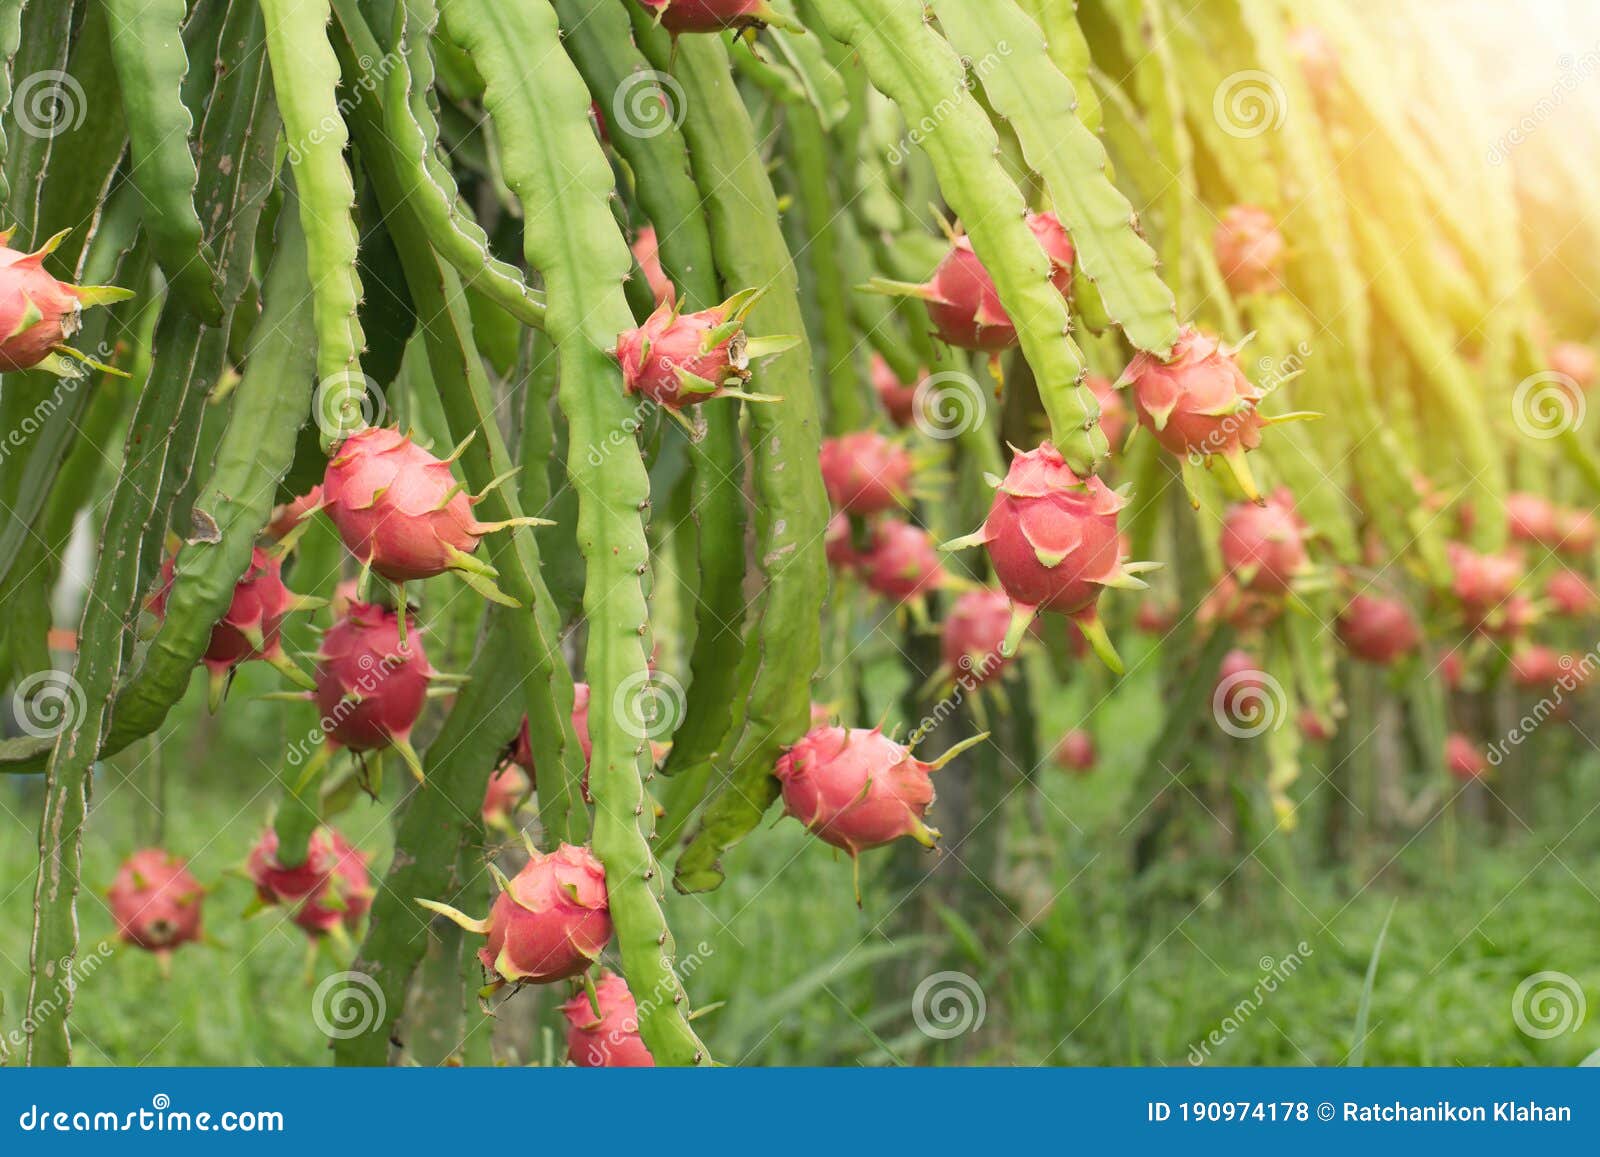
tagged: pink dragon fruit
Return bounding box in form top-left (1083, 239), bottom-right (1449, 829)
top-left (630, 226), bottom-right (674, 307)
top-left (0, 229), bottom-right (131, 375)
top-left (1219, 488), bottom-right (1308, 593)
top-left (107, 848), bottom-right (204, 956)
top-left (1509, 646), bottom-right (1565, 688)
top-left (1197, 573), bottom-right (1282, 631)
top-left (1547, 570), bottom-right (1597, 617)
top-left (1445, 733), bottom-right (1487, 780)
top-left (1054, 729), bottom-right (1096, 773)
top-left (1087, 373), bottom-right (1129, 451)
top-left (1135, 600), bottom-right (1178, 635)
top-left (819, 431), bottom-right (913, 515)
top-left (615, 287), bottom-right (787, 410)
top-left (824, 513), bottom-right (859, 571)
top-left (858, 520), bottom-right (945, 603)
top-left (290, 832), bottom-right (374, 936)
top-left (1298, 708), bottom-right (1335, 743)
top-left (1213, 649), bottom-right (1277, 732)
top-left (1439, 649), bottom-right (1466, 690)
top-left (266, 485), bottom-right (323, 541)
top-left (1549, 341), bottom-right (1596, 391)
top-left (944, 442), bottom-right (1153, 672)
top-left (1506, 492), bottom-right (1559, 544)
top-left (483, 763), bottom-right (533, 829)
top-left (1117, 325), bottom-right (1283, 502)
top-left (418, 843), bottom-right (612, 986)
top-left (635, 0), bottom-right (795, 33)
top-left (560, 969), bottom-right (655, 1067)
top-left (321, 427), bottom-right (534, 591)
top-left (1213, 206), bottom-right (1284, 295)
top-left (1447, 542), bottom-right (1524, 628)
top-left (1555, 508), bottom-right (1597, 556)
top-left (871, 354), bottom-right (921, 427)
top-left (312, 601), bottom-right (433, 777)
top-left (509, 682), bottom-right (594, 803)
top-left (247, 827), bottom-right (338, 906)
top-left (1335, 594), bottom-right (1421, 665)
top-left (940, 589), bottom-right (1016, 687)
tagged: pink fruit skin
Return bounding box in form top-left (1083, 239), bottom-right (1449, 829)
top-left (511, 682), bottom-right (593, 801)
top-left (1547, 570), bottom-right (1597, 617)
top-left (1506, 492), bottom-right (1559, 544)
top-left (321, 427), bottom-right (485, 581)
top-left (859, 520), bottom-right (944, 602)
top-left (560, 970), bottom-right (655, 1067)
top-left (151, 546), bottom-right (295, 674)
top-left (0, 242), bottom-right (85, 371)
top-left (1336, 594), bottom-right (1421, 665)
top-left (483, 763), bottom-right (532, 826)
top-left (1555, 508), bottom-right (1597, 555)
top-left (824, 513), bottom-right (859, 570)
top-left (248, 827), bottom-right (338, 905)
top-left (1054, 729), bottom-right (1095, 772)
top-left (1447, 542), bottom-right (1522, 620)
top-left (1213, 206), bottom-right (1284, 295)
top-left (292, 831), bottom-right (374, 935)
top-left (775, 726), bottom-right (939, 855)
top-left (616, 296), bottom-right (748, 409)
top-left (1509, 646), bottom-right (1565, 688)
top-left (1446, 733), bottom-right (1487, 780)
top-left (917, 213), bottom-right (1074, 351)
top-left (1219, 489), bottom-right (1307, 592)
top-left (1087, 374), bottom-right (1128, 450)
top-left (1297, 708), bottom-right (1335, 742)
top-left (1439, 649), bottom-right (1465, 689)
top-left (819, 431), bottom-right (912, 515)
top-left (313, 602), bottom-right (432, 752)
top-left (1135, 601), bottom-right (1177, 635)
top-left (266, 485), bottom-right (323, 540)
top-left (942, 589), bottom-right (1014, 685)
top-left (1198, 574), bottom-right (1280, 631)
top-left (479, 844), bottom-right (612, 984)
top-left (108, 848), bottom-right (204, 953)
top-left (1215, 648), bottom-right (1269, 701)
top-left (1549, 341), bottom-right (1596, 390)
top-left (630, 226), bottom-right (673, 306)
top-left (638, 0), bottom-right (773, 32)
top-left (870, 354), bottom-right (920, 427)
top-left (1120, 326), bottom-right (1263, 461)
top-left (974, 443), bottom-right (1124, 622)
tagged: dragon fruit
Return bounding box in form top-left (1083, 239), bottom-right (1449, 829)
top-left (1547, 570), bottom-right (1597, 617)
top-left (561, 969), bottom-right (654, 1067)
top-left (1447, 542), bottom-right (1524, 629)
top-left (1135, 600), bottom-right (1178, 635)
top-left (312, 601), bottom-right (433, 777)
top-left (824, 513), bottom-right (860, 571)
top-left (1297, 708), bottom-right (1335, 743)
top-left (858, 520), bottom-right (944, 603)
top-left (941, 589), bottom-right (1016, 687)
top-left (1054, 729), bottom-right (1096, 773)
top-left (1439, 649), bottom-right (1466, 690)
top-left (819, 431), bottom-right (913, 515)
top-left (0, 229), bottom-right (132, 376)
top-left (509, 682), bottom-right (593, 802)
top-left (944, 442), bottom-right (1153, 672)
top-left (1555, 508), bottom-right (1597, 556)
top-left (418, 843), bottom-right (612, 986)
top-left (1549, 341), bottom-right (1596, 390)
top-left (290, 832), bottom-right (373, 936)
top-left (635, 0), bottom-right (795, 33)
top-left (870, 213), bottom-right (1074, 353)
top-left (483, 763), bottom-right (532, 829)
top-left (630, 226), bottom-right (673, 307)
top-left (266, 485), bottom-right (323, 541)
top-left (1219, 489), bottom-right (1308, 592)
top-left (1335, 594), bottom-right (1421, 665)
top-left (1117, 325), bottom-right (1281, 502)
top-left (1197, 574), bottom-right (1281, 631)
top-left (871, 354), bottom-right (921, 427)
top-left (1087, 373), bottom-right (1129, 451)
top-left (321, 427), bottom-right (535, 593)
top-left (247, 827), bottom-right (338, 906)
top-left (1506, 492), bottom-right (1559, 544)
top-left (616, 287), bottom-right (786, 410)
top-left (1509, 646), bottom-right (1565, 688)
top-left (107, 848), bottom-right (204, 956)
top-left (1213, 206), bottom-right (1284, 295)
top-left (1445, 733), bottom-right (1487, 780)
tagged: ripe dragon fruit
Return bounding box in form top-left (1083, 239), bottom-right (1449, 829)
top-left (321, 427), bottom-right (538, 596)
top-left (1554, 507), bottom-right (1597, 556)
top-left (107, 848), bottom-right (204, 956)
top-left (266, 485), bottom-right (323, 541)
top-left (1547, 569), bottom-right (1597, 617)
top-left (1117, 325), bottom-right (1298, 504)
top-left (1335, 593), bottom-right (1421, 665)
top-left (0, 228), bottom-right (132, 376)
top-left (858, 520), bottom-right (945, 604)
top-left (1445, 733), bottom-right (1487, 780)
top-left (418, 843), bottom-right (612, 986)
top-left (1197, 573), bottom-right (1282, 631)
top-left (630, 225), bottom-right (674, 307)
top-left (1219, 488), bottom-right (1309, 593)
top-left (483, 763), bottom-right (533, 829)
top-left (312, 601), bottom-right (433, 779)
top-left (1213, 205), bottom-right (1284, 295)
top-left (1447, 542), bottom-right (1525, 630)
top-left (247, 827), bottom-right (338, 906)
top-left (1549, 341), bottom-right (1596, 391)
top-left (819, 431), bottom-right (913, 515)
top-left (1509, 646), bottom-right (1566, 688)
top-left (1087, 373), bottom-right (1129, 451)
top-left (1506, 492), bottom-right (1559, 544)
top-left (616, 287), bottom-right (795, 413)
top-left (940, 589), bottom-right (1016, 688)
top-left (509, 682), bottom-right (594, 803)
top-left (1213, 649), bottom-right (1276, 732)
top-left (1439, 648), bottom-right (1466, 690)
top-left (635, 0), bottom-right (798, 34)
top-left (824, 513), bottom-right (859, 571)
top-left (1298, 708), bottom-right (1335, 743)
top-left (871, 354), bottom-right (920, 427)
top-left (944, 442), bottom-right (1154, 673)
top-left (1054, 729), bottom-right (1096, 773)
top-left (290, 832), bottom-right (373, 937)
top-left (560, 969), bottom-right (655, 1067)
top-left (150, 546), bottom-right (316, 707)
top-left (868, 213), bottom-right (1074, 353)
